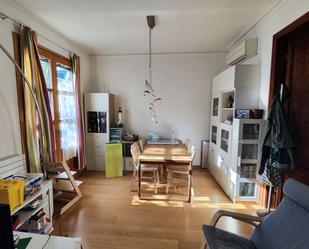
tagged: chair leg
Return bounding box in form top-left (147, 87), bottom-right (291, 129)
top-left (130, 169), bottom-right (137, 191)
top-left (187, 173), bottom-right (190, 199)
top-left (173, 172), bottom-right (176, 192)
top-left (166, 170), bottom-right (170, 194)
top-left (157, 169), bottom-right (160, 184)
top-left (200, 237), bottom-right (207, 249)
top-left (160, 165), bottom-right (163, 182)
top-left (154, 170), bottom-right (158, 194)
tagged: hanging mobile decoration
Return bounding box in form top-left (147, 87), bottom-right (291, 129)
top-left (144, 15), bottom-right (162, 124)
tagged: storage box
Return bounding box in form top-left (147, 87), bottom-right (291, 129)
top-left (235, 109), bottom-right (264, 119)
top-left (0, 180), bottom-right (24, 212)
top-left (235, 109), bottom-right (250, 119)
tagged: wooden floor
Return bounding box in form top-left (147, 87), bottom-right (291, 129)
top-left (52, 168), bottom-right (261, 249)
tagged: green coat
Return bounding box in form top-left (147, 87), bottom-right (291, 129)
top-left (259, 94), bottom-right (297, 175)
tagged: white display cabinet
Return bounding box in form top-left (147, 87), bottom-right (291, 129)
top-left (231, 119), bottom-right (265, 202)
top-left (208, 64), bottom-right (263, 203)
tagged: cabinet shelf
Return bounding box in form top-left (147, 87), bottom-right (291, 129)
top-left (15, 200), bottom-right (48, 229)
top-left (239, 140), bottom-right (260, 144)
top-left (220, 122), bottom-right (232, 126)
top-left (12, 181), bottom-right (52, 215)
top-left (241, 159), bottom-right (259, 164)
top-left (10, 180), bottom-right (53, 235)
top-left (239, 178), bottom-right (257, 183)
top-left (237, 196), bottom-right (257, 200)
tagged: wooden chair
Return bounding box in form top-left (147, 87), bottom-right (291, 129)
top-left (131, 143), bottom-right (160, 194)
top-left (139, 138), bottom-right (164, 180)
top-left (139, 138), bottom-right (146, 152)
top-left (184, 138), bottom-right (191, 150)
top-left (166, 145), bottom-right (196, 201)
top-left (46, 161), bottom-right (82, 216)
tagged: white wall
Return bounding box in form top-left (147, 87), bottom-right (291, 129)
top-left (0, 0), bottom-right (91, 160)
top-left (90, 53), bottom-right (226, 164)
top-left (233, 0), bottom-right (309, 111)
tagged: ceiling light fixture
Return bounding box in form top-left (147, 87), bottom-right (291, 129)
top-left (144, 15), bottom-right (162, 124)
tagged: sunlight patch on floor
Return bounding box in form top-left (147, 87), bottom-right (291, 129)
top-left (190, 202), bottom-right (248, 209)
top-left (131, 195), bottom-right (184, 207)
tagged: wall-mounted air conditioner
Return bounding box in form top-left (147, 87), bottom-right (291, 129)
top-left (226, 38), bottom-right (258, 66)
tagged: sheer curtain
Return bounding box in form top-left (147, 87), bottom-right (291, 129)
top-left (57, 65), bottom-right (78, 160)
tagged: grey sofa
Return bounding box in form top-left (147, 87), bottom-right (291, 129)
top-left (201, 178), bottom-right (309, 249)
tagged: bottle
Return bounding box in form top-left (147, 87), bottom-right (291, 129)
top-left (116, 107), bottom-right (123, 128)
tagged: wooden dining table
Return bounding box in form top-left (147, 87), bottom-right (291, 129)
top-left (138, 141), bottom-right (193, 201)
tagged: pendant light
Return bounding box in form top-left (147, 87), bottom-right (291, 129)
top-left (144, 16), bottom-right (162, 124)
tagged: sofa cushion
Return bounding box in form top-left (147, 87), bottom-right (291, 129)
top-left (202, 225), bottom-right (256, 249)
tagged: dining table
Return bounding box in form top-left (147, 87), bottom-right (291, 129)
top-left (138, 141), bottom-right (193, 201)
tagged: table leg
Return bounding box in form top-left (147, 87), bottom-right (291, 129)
top-left (138, 161), bottom-right (141, 199)
top-left (188, 169), bottom-right (192, 203)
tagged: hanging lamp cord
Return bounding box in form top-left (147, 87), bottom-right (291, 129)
top-left (148, 27), bottom-right (152, 86)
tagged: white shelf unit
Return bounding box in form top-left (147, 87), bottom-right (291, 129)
top-left (85, 93), bottom-right (114, 171)
top-left (208, 64), bottom-right (263, 203)
top-left (12, 180), bottom-right (54, 234)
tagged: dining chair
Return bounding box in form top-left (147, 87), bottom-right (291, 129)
top-left (184, 138), bottom-right (191, 150)
top-left (140, 137), bottom-right (164, 181)
top-left (130, 143), bottom-right (160, 194)
top-left (166, 145), bottom-right (196, 201)
top-left (139, 138), bottom-right (145, 152)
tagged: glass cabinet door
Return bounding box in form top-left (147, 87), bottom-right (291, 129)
top-left (241, 144), bottom-right (258, 159)
top-left (211, 126), bottom-right (218, 144)
top-left (212, 98), bottom-right (219, 117)
top-left (220, 129), bottom-right (229, 153)
top-left (239, 182), bottom-right (256, 197)
top-left (240, 163), bottom-right (257, 179)
top-left (242, 124), bottom-right (260, 140)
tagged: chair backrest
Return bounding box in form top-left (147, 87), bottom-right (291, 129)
top-left (184, 138), bottom-right (191, 150)
top-left (189, 145), bottom-right (196, 168)
top-left (139, 138), bottom-right (145, 152)
top-left (251, 178), bottom-right (309, 249)
top-left (131, 143), bottom-right (141, 168)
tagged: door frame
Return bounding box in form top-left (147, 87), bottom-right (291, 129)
top-left (265, 12), bottom-right (309, 208)
top-left (268, 12), bottom-right (309, 103)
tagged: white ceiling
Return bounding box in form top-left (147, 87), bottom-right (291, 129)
top-left (16, 0), bottom-right (279, 55)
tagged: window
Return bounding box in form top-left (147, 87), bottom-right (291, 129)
top-left (41, 58), bottom-right (54, 120)
top-left (57, 65), bottom-right (77, 160)
top-left (39, 47), bottom-right (77, 165)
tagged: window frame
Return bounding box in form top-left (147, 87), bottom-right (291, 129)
top-left (38, 46), bottom-right (73, 163)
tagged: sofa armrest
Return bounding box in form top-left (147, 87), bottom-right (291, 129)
top-left (211, 210), bottom-right (263, 227)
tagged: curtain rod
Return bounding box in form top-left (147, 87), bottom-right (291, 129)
top-left (0, 12), bottom-right (74, 55)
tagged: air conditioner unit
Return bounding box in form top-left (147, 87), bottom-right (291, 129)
top-left (226, 38), bottom-right (258, 66)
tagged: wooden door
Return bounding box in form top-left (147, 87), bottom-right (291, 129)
top-left (266, 12), bottom-right (309, 208)
top-left (286, 25), bottom-right (309, 168)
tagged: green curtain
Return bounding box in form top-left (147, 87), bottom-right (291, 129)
top-left (71, 54), bottom-right (85, 170)
top-left (20, 27), bottom-right (55, 173)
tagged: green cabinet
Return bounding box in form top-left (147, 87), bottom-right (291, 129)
top-left (105, 143), bottom-right (123, 178)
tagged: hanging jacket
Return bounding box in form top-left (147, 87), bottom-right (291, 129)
top-left (259, 92), bottom-right (297, 176)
